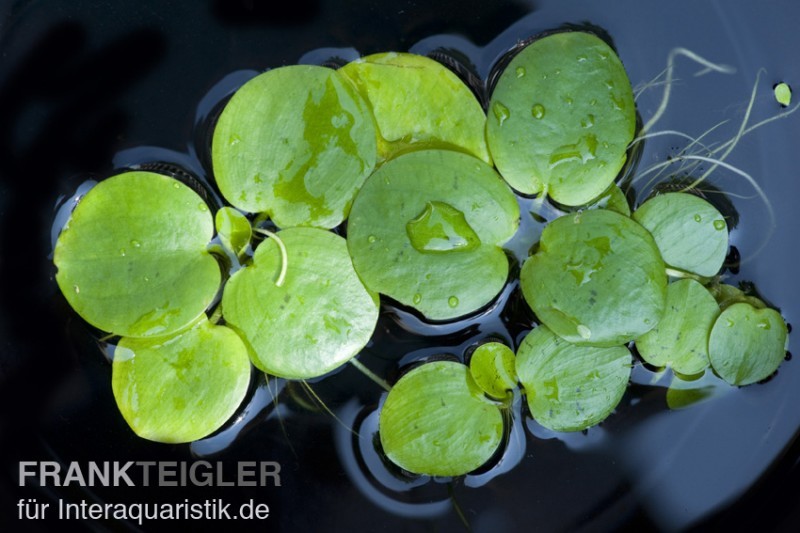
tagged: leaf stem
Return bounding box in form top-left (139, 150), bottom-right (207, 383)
top-left (253, 228), bottom-right (288, 287)
top-left (349, 358), bottom-right (392, 392)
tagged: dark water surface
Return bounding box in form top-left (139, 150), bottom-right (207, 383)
top-left (2, 1), bottom-right (800, 531)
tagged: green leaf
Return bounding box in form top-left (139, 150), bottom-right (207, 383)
top-left (708, 303), bottom-right (788, 386)
top-left (774, 82), bottom-right (792, 107)
top-left (215, 206), bottom-right (252, 257)
top-left (585, 184), bottom-right (631, 216)
top-left (486, 31), bottom-right (636, 206)
top-left (516, 326), bottom-right (631, 432)
top-left (112, 317), bottom-right (251, 443)
top-left (521, 209), bottom-right (667, 346)
top-left (379, 361), bottom-right (503, 476)
top-left (666, 371), bottom-right (729, 410)
top-left (635, 279), bottom-right (720, 375)
top-left (469, 342), bottom-right (518, 399)
top-left (222, 227), bottom-right (379, 379)
top-left (633, 192), bottom-right (728, 277)
top-left (54, 171), bottom-right (221, 338)
top-left (211, 65), bottom-right (377, 228)
top-left (709, 283), bottom-right (766, 310)
top-left (346, 149), bottom-right (519, 320)
top-left (340, 52), bottom-right (490, 163)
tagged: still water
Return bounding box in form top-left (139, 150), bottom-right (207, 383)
top-left (2, 0), bottom-right (800, 531)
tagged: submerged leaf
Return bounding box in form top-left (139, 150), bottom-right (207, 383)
top-left (54, 171), bottom-right (220, 338)
top-left (222, 227), bottom-right (379, 379)
top-left (112, 317), bottom-right (251, 443)
top-left (516, 326), bottom-right (631, 432)
top-left (347, 149), bottom-right (519, 320)
top-left (340, 52), bottom-right (490, 163)
top-left (635, 279), bottom-right (720, 375)
top-left (521, 209), bottom-right (667, 346)
top-left (708, 303), bottom-right (787, 386)
top-left (379, 361), bottom-right (504, 476)
top-left (486, 31), bottom-right (636, 205)
top-left (212, 65), bottom-right (376, 228)
top-left (633, 192), bottom-right (728, 277)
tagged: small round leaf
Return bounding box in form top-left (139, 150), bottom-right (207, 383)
top-left (222, 227), bottom-right (379, 379)
top-left (516, 326), bottom-right (631, 432)
top-left (340, 52), bottom-right (490, 163)
top-left (469, 342), bottom-right (518, 399)
top-left (54, 171), bottom-right (221, 338)
top-left (521, 209), bottom-right (667, 346)
top-left (486, 31), bottom-right (636, 206)
top-left (212, 65), bottom-right (377, 228)
top-left (112, 318), bottom-right (251, 443)
top-left (708, 303), bottom-right (788, 386)
top-left (347, 150), bottom-right (519, 320)
top-left (633, 192), bottom-right (728, 277)
top-left (635, 279), bottom-right (720, 375)
top-left (215, 206), bottom-right (252, 257)
top-left (379, 361), bottom-right (504, 476)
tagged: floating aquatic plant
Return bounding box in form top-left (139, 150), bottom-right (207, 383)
top-left (212, 65), bottom-right (377, 229)
top-left (54, 171), bottom-right (221, 338)
top-left (486, 31), bottom-right (636, 206)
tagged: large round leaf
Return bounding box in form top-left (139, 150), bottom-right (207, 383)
top-left (379, 361), bottom-right (504, 476)
top-left (212, 65), bottom-right (377, 228)
top-left (516, 326), bottom-right (632, 432)
top-left (222, 227), bottom-right (379, 379)
top-left (708, 303), bottom-right (788, 386)
top-left (340, 52), bottom-right (490, 163)
top-left (112, 318), bottom-right (251, 443)
top-left (635, 279), bottom-right (720, 375)
top-left (486, 31), bottom-right (636, 206)
top-left (346, 149), bottom-right (519, 320)
top-left (633, 192), bottom-right (728, 277)
top-left (521, 209), bottom-right (667, 346)
top-left (54, 171), bottom-right (220, 338)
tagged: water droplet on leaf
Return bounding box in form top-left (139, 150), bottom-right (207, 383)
top-left (406, 201), bottom-right (481, 254)
top-left (448, 296), bottom-right (459, 308)
top-left (492, 102), bottom-right (510, 125)
top-left (531, 104), bottom-right (545, 119)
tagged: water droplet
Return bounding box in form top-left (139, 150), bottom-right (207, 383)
top-left (602, 141), bottom-right (609, 148)
top-left (563, 96), bottom-right (573, 106)
top-left (590, 98), bottom-right (598, 106)
top-left (73, 285), bottom-right (80, 294)
top-left (229, 134), bottom-right (242, 146)
top-left (577, 325), bottom-right (592, 339)
top-left (577, 54), bottom-right (588, 62)
top-left (644, 318), bottom-right (651, 325)
top-left (531, 104), bottom-right (546, 119)
top-left (580, 114), bottom-right (595, 128)
top-left (555, 69), bottom-right (561, 76)
top-left (694, 214), bottom-right (702, 222)
top-left (173, 182), bottom-right (181, 189)
top-left (448, 296), bottom-right (459, 308)
top-left (713, 219), bottom-right (726, 230)
top-left (119, 248), bottom-right (127, 256)
top-left (368, 235), bottom-right (377, 244)
top-left (515, 66), bottom-right (526, 78)
top-left (143, 276), bottom-right (150, 283)
top-left (492, 102), bottom-right (510, 126)
top-left (198, 203), bottom-right (208, 212)
top-left (130, 240), bottom-right (141, 248)
top-left (544, 378), bottom-right (560, 401)
top-left (757, 319), bottom-right (771, 330)
top-left (726, 318), bottom-right (735, 328)
top-left (413, 293), bottom-right (422, 305)
top-left (599, 51), bottom-right (609, 61)
top-left (605, 80), bottom-right (614, 90)
top-left (549, 135), bottom-right (598, 169)
top-left (406, 201), bottom-right (481, 254)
